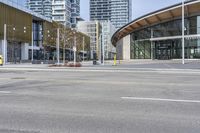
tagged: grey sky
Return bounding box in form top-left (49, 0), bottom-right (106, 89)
top-left (19, 0), bottom-right (182, 20)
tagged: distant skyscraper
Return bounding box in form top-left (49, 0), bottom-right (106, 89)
top-left (110, 0), bottom-right (132, 29)
top-left (71, 0), bottom-right (80, 28)
top-left (77, 21), bottom-right (102, 59)
top-left (26, 0), bottom-right (80, 28)
top-left (52, 0), bottom-right (80, 28)
top-left (90, 0), bottom-right (132, 29)
top-left (26, 0), bottom-right (52, 19)
top-left (101, 21), bottom-right (116, 59)
top-left (90, 0), bottom-right (111, 21)
top-left (52, 0), bottom-right (71, 27)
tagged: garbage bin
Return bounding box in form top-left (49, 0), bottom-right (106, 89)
top-left (0, 55), bottom-right (3, 66)
top-left (93, 60), bottom-right (97, 65)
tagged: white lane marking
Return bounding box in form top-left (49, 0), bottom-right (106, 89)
top-left (121, 97), bottom-right (200, 103)
top-left (0, 91), bottom-right (11, 94)
top-left (1, 68), bottom-right (200, 74)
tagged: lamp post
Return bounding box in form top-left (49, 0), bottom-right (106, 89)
top-left (57, 28), bottom-right (60, 64)
top-left (31, 30), bottom-right (34, 62)
top-left (99, 33), bottom-right (102, 64)
top-left (12, 27), bottom-right (16, 64)
top-left (3, 24), bottom-right (6, 65)
top-left (82, 36), bottom-right (85, 62)
top-left (102, 33), bottom-right (105, 65)
top-left (182, 0), bottom-right (185, 64)
top-left (73, 30), bottom-right (77, 66)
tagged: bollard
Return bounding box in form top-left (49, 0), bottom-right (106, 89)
top-left (113, 54), bottom-right (117, 66)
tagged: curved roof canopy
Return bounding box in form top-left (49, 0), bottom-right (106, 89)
top-left (111, 0), bottom-right (200, 46)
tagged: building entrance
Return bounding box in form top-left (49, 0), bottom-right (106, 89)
top-left (154, 40), bottom-right (181, 60)
top-left (7, 41), bottom-right (21, 63)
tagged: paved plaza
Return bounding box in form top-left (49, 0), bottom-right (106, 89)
top-left (0, 62), bottom-right (200, 133)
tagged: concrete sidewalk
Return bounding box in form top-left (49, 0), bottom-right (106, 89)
top-left (1, 63), bottom-right (49, 68)
top-left (0, 60), bottom-right (200, 70)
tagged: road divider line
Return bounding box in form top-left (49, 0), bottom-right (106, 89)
top-left (0, 91), bottom-right (11, 94)
top-left (121, 97), bottom-right (200, 103)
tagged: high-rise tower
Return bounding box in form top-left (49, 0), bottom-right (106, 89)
top-left (90, 0), bottom-right (132, 29)
top-left (26, 0), bottom-right (80, 28)
top-left (26, 0), bottom-right (52, 19)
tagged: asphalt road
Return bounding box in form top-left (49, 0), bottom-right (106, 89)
top-left (0, 68), bottom-right (200, 133)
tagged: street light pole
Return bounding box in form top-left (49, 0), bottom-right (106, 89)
top-left (31, 31), bottom-right (34, 62)
top-left (3, 24), bottom-right (6, 65)
top-left (182, 0), bottom-right (185, 64)
top-left (102, 33), bottom-right (105, 65)
top-left (83, 36), bottom-right (85, 62)
top-left (73, 31), bottom-right (77, 66)
top-left (99, 33), bottom-right (102, 64)
top-left (57, 28), bottom-right (60, 64)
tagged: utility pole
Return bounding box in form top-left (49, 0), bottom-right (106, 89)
top-left (63, 29), bottom-right (66, 64)
top-left (3, 24), bottom-right (6, 65)
top-left (102, 32), bottom-right (105, 65)
top-left (32, 31), bottom-right (34, 62)
top-left (182, 0), bottom-right (185, 64)
top-left (57, 28), bottom-right (60, 64)
top-left (73, 34), bottom-right (77, 66)
top-left (83, 36), bottom-right (85, 62)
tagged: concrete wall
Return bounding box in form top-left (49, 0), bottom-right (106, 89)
top-left (123, 35), bottom-right (130, 60)
top-left (116, 39), bottom-right (123, 60)
top-left (0, 40), bottom-right (2, 55)
top-left (116, 35), bottom-right (130, 60)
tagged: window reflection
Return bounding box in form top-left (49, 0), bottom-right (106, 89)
top-left (131, 16), bottom-right (200, 59)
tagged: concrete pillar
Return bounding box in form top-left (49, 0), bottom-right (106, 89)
top-left (123, 35), bottom-right (130, 60)
top-left (116, 35), bottom-right (131, 60)
top-left (151, 41), bottom-right (155, 60)
top-left (21, 43), bottom-right (29, 60)
top-left (0, 40), bottom-right (7, 62)
top-left (0, 40), bottom-right (3, 55)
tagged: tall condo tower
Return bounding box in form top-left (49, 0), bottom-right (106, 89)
top-left (26, 0), bottom-right (52, 19)
top-left (27, 0), bottom-right (80, 28)
top-left (90, 0), bottom-right (132, 29)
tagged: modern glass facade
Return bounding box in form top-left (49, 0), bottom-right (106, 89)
top-left (26, 0), bottom-right (52, 19)
top-left (90, 0), bottom-right (132, 29)
top-left (70, 0), bottom-right (80, 28)
top-left (131, 16), bottom-right (200, 60)
top-left (110, 0), bottom-right (132, 29)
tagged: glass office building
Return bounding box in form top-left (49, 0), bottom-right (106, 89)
top-left (110, 0), bottom-right (132, 29)
top-left (131, 16), bottom-right (200, 59)
top-left (90, 0), bottom-right (132, 29)
top-left (0, 0), bottom-right (89, 63)
top-left (112, 0), bottom-right (200, 60)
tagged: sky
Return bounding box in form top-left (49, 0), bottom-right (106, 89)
top-left (19, 0), bottom-right (182, 20)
